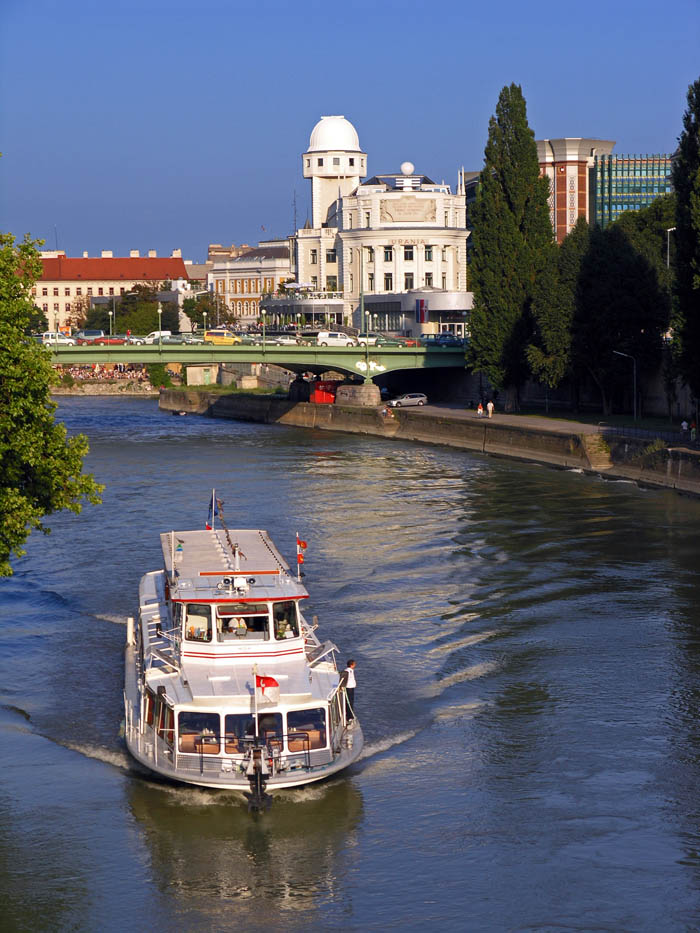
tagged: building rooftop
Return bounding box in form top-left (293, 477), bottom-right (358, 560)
top-left (40, 256), bottom-right (189, 281)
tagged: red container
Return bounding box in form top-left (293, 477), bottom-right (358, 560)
top-left (310, 380), bottom-right (342, 404)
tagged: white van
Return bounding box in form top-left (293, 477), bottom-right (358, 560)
top-left (316, 331), bottom-right (357, 347)
top-left (144, 331), bottom-right (172, 344)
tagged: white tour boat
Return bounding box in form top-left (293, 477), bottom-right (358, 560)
top-left (123, 512), bottom-right (362, 809)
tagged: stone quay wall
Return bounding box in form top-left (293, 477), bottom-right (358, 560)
top-left (159, 389), bottom-right (700, 498)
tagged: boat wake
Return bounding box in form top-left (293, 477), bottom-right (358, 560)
top-left (358, 729), bottom-right (420, 761)
top-left (92, 613), bottom-right (128, 626)
top-left (62, 741), bottom-right (133, 772)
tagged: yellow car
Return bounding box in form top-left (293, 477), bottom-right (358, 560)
top-left (203, 329), bottom-right (242, 345)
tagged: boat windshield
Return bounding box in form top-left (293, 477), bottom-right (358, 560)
top-left (184, 603), bottom-right (212, 642)
top-left (224, 713), bottom-right (282, 753)
top-left (272, 600), bottom-right (299, 640)
top-left (217, 603), bottom-right (270, 641)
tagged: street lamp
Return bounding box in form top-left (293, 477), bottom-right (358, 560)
top-left (111, 295), bottom-right (116, 334)
top-left (261, 308), bottom-right (266, 350)
top-left (203, 310), bottom-right (207, 334)
top-left (108, 309), bottom-right (113, 336)
top-left (613, 350), bottom-right (637, 421)
top-left (666, 227), bottom-right (676, 268)
top-left (157, 305), bottom-right (162, 350)
top-left (295, 312), bottom-right (300, 335)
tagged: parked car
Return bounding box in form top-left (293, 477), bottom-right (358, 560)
top-left (40, 331), bottom-right (76, 346)
top-left (144, 330), bottom-right (172, 344)
top-left (125, 334), bottom-right (146, 345)
top-left (203, 329), bottom-right (242, 345)
top-left (316, 331), bottom-right (357, 347)
top-left (357, 332), bottom-right (381, 346)
top-left (74, 329), bottom-right (104, 341)
top-left (375, 335), bottom-right (406, 347)
top-left (274, 334), bottom-right (304, 345)
top-left (388, 393), bottom-right (428, 408)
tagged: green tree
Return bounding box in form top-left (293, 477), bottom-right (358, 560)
top-left (0, 233), bottom-right (102, 576)
top-left (672, 77), bottom-right (700, 399)
top-left (528, 218), bottom-right (590, 390)
top-left (572, 225), bottom-right (669, 414)
top-left (183, 292), bottom-right (222, 330)
top-left (468, 83), bottom-right (553, 408)
top-left (26, 304), bottom-right (48, 335)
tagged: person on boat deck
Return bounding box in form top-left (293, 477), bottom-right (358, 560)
top-left (339, 659), bottom-right (357, 721)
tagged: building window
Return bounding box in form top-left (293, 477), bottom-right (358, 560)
top-left (65, 303), bottom-right (71, 313)
top-left (425, 273), bottom-right (433, 287)
top-left (42, 303), bottom-right (48, 312)
top-left (444, 211), bottom-right (449, 225)
top-left (244, 301), bottom-right (249, 313)
top-left (425, 245), bottom-right (433, 262)
top-left (349, 273), bottom-right (353, 291)
top-left (53, 287), bottom-right (59, 296)
top-left (368, 273), bottom-right (375, 291)
top-left (326, 249), bottom-right (337, 263)
top-left (384, 273), bottom-right (393, 291)
top-left (87, 287), bottom-right (93, 295)
top-left (306, 159), bottom-right (310, 168)
top-left (53, 303), bottom-right (59, 312)
top-left (109, 287), bottom-right (114, 295)
top-left (441, 247), bottom-right (447, 261)
top-left (311, 276), bottom-right (318, 288)
top-left (384, 246), bottom-right (393, 262)
top-left (98, 288), bottom-right (103, 296)
top-left (236, 301), bottom-right (242, 313)
top-left (365, 211), bottom-right (371, 227)
top-left (367, 246), bottom-right (374, 262)
top-left (326, 275), bottom-right (338, 291)
top-left (120, 287), bottom-right (125, 295)
top-left (318, 158), bottom-right (324, 167)
top-left (404, 246), bottom-right (414, 261)
top-left (348, 214), bottom-right (353, 228)
top-left (349, 158), bottom-right (355, 167)
top-left (64, 287), bottom-right (70, 296)
top-left (442, 274), bottom-right (447, 289)
top-left (310, 249), bottom-right (317, 264)
top-left (404, 273), bottom-right (414, 290)
top-left (76, 287), bottom-right (82, 296)
top-left (333, 157), bottom-right (340, 166)
top-left (42, 287), bottom-right (48, 296)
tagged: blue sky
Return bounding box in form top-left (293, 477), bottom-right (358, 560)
top-left (1, 0), bottom-right (698, 261)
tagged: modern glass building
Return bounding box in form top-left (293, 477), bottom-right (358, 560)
top-left (592, 154), bottom-right (673, 228)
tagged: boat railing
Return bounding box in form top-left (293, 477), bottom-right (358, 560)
top-left (175, 730), bottom-right (315, 772)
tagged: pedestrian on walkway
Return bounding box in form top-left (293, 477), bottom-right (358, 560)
top-left (477, 402), bottom-right (484, 418)
top-left (487, 400), bottom-right (494, 419)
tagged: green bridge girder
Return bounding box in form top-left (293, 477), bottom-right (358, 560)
top-left (49, 344), bottom-right (466, 379)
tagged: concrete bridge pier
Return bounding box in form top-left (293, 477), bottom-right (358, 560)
top-left (335, 384), bottom-right (381, 406)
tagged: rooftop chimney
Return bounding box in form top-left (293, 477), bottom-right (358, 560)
top-left (83, 251), bottom-right (89, 258)
top-left (148, 249), bottom-right (157, 257)
top-left (101, 250), bottom-right (113, 258)
top-left (171, 248), bottom-right (182, 258)
top-left (130, 249), bottom-right (140, 257)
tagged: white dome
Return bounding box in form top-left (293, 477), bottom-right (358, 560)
top-left (308, 115), bottom-right (361, 152)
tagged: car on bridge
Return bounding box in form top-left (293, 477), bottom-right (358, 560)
top-left (316, 331), bottom-right (358, 347)
top-left (387, 392), bottom-right (428, 408)
top-left (40, 332), bottom-right (76, 346)
top-left (74, 329), bottom-right (104, 341)
top-left (77, 335), bottom-right (126, 345)
top-left (203, 329), bottom-right (243, 345)
top-left (160, 334), bottom-right (205, 345)
top-left (357, 332), bottom-right (381, 346)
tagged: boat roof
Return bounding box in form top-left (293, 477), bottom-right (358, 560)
top-left (161, 528), bottom-right (308, 603)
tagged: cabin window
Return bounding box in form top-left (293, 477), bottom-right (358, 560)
top-left (287, 708), bottom-right (327, 750)
top-left (224, 713), bottom-right (282, 754)
top-left (273, 600), bottom-right (299, 640)
top-left (144, 690), bottom-right (155, 726)
top-left (157, 704), bottom-right (174, 746)
top-left (216, 602), bottom-right (269, 641)
top-left (178, 711), bottom-right (220, 754)
top-left (184, 603), bottom-right (212, 642)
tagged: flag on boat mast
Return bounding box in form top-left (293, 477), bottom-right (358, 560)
top-left (206, 489), bottom-right (218, 530)
top-left (296, 532), bottom-right (307, 580)
top-left (255, 673), bottom-right (280, 705)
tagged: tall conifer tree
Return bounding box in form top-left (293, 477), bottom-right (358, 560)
top-left (468, 84), bottom-right (552, 408)
top-left (672, 77), bottom-right (700, 400)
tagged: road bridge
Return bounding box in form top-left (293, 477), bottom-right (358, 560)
top-left (49, 344), bottom-right (466, 380)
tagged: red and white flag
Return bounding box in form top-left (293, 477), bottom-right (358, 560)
top-left (296, 535), bottom-right (308, 565)
top-left (255, 674), bottom-right (280, 704)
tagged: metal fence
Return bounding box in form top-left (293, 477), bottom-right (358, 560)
top-left (598, 422), bottom-right (699, 448)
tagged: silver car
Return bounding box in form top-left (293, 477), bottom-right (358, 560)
top-left (388, 393), bottom-right (427, 408)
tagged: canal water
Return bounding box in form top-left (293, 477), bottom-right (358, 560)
top-left (2, 397), bottom-right (700, 931)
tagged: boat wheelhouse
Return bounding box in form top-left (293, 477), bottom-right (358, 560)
top-left (123, 526), bottom-right (362, 806)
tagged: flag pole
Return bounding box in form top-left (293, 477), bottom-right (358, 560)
top-left (211, 488), bottom-right (216, 531)
top-left (253, 663), bottom-right (259, 739)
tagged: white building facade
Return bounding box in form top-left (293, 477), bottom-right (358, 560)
top-left (263, 115), bottom-right (471, 335)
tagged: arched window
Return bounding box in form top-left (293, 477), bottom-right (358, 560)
top-left (244, 301), bottom-right (249, 313)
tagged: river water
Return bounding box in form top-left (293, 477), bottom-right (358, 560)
top-left (2, 397), bottom-right (700, 932)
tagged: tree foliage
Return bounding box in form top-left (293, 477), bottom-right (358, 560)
top-left (672, 77), bottom-right (700, 398)
top-left (0, 233), bottom-right (103, 576)
top-left (468, 84), bottom-right (553, 406)
top-left (85, 284), bottom-right (180, 335)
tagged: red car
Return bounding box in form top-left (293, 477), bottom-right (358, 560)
top-left (77, 336), bottom-right (126, 346)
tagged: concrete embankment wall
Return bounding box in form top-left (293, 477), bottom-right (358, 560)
top-left (160, 389), bottom-right (700, 497)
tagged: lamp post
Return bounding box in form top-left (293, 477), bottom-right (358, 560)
top-left (157, 305), bottom-right (162, 350)
top-left (203, 310), bottom-right (207, 335)
top-left (111, 295), bottom-right (116, 334)
top-left (295, 312), bottom-right (300, 335)
top-left (666, 227), bottom-right (676, 268)
top-left (261, 309), bottom-right (266, 351)
top-left (360, 248), bottom-right (371, 383)
top-left (613, 350), bottom-right (637, 421)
